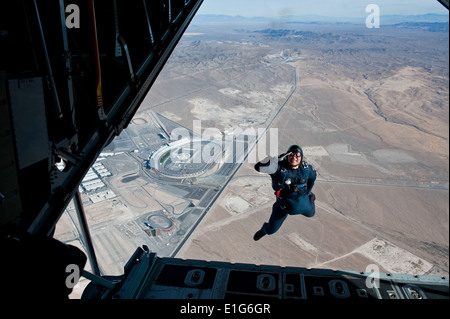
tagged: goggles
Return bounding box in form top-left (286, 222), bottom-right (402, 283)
top-left (288, 152), bottom-right (302, 158)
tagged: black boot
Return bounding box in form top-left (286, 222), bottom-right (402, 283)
top-left (253, 229), bottom-right (266, 241)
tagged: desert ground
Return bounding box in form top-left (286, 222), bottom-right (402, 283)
top-left (152, 21), bottom-right (449, 276)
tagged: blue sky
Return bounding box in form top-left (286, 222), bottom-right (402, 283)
top-left (197, 0), bottom-right (448, 18)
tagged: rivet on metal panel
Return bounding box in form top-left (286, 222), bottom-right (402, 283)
top-left (256, 274), bottom-right (276, 292)
top-left (185, 269), bottom-right (205, 287)
top-left (387, 290), bottom-right (397, 299)
top-left (357, 289), bottom-right (368, 298)
top-left (313, 286), bottom-right (324, 296)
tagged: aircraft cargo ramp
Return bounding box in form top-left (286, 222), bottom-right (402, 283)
top-left (81, 246), bottom-right (449, 300)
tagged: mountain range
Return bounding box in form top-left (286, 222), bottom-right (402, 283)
top-left (194, 13), bottom-right (449, 25)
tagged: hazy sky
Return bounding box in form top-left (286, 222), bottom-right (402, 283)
top-left (197, 0), bottom-right (448, 18)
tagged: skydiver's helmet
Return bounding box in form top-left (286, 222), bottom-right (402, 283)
top-left (287, 144), bottom-right (303, 158)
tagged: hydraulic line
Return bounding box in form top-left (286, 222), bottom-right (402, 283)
top-left (88, 0), bottom-right (103, 108)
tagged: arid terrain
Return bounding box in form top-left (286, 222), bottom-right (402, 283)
top-left (147, 19), bottom-right (449, 276)
top-left (55, 16), bottom-right (449, 298)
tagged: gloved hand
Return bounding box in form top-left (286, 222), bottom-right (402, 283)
top-left (278, 151), bottom-right (292, 161)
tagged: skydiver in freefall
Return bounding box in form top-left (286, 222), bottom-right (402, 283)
top-left (253, 145), bottom-right (317, 241)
